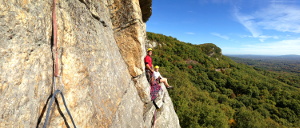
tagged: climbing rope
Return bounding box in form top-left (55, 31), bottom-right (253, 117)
top-left (52, 0), bottom-right (59, 77)
top-left (43, 89), bottom-right (76, 128)
top-left (42, 0), bottom-right (76, 127)
top-left (132, 72), bottom-right (146, 79)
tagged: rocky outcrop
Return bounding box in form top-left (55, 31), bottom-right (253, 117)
top-left (108, 0), bottom-right (145, 77)
top-left (0, 0), bottom-right (180, 128)
top-left (139, 0), bottom-right (152, 22)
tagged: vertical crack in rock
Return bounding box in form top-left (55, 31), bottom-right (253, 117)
top-left (78, 0), bottom-right (107, 27)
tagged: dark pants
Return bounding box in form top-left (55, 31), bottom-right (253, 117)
top-left (146, 70), bottom-right (152, 83)
top-left (156, 77), bottom-right (161, 83)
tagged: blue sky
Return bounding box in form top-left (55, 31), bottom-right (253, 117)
top-left (146, 0), bottom-right (300, 55)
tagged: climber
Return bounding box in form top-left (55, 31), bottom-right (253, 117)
top-left (144, 48), bottom-right (154, 83)
top-left (153, 66), bottom-right (173, 89)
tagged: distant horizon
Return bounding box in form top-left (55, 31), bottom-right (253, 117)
top-left (147, 31), bottom-right (300, 56)
top-left (147, 0), bottom-right (300, 55)
top-left (224, 54), bottom-right (300, 56)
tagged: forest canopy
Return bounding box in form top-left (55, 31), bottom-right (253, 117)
top-left (147, 32), bottom-right (300, 128)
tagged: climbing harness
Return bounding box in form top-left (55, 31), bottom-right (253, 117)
top-left (41, 0), bottom-right (76, 127)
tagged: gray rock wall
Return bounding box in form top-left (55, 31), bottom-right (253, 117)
top-left (0, 0), bottom-right (180, 127)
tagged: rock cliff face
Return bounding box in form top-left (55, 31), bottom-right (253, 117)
top-left (0, 0), bottom-right (180, 128)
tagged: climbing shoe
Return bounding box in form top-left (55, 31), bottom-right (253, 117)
top-left (166, 86), bottom-right (173, 89)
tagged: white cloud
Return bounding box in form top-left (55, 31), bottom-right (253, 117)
top-left (211, 32), bottom-right (229, 40)
top-left (241, 39), bottom-right (300, 55)
top-left (233, 4), bottom-right (300, 42)
top-left (186, 32), bottom-right (196, 35)
top-left (258, 35), bottom-right (279, 42)
top-left (270, 0), bottom-right (300, 4)
top-left (255, 5), bottom-right (300, 33)
top-left (233, 7), bottom-right (261, 38)
top-left (240, 34), bottom-right (279, 42)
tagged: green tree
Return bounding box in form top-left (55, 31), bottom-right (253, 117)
top-left (234, 107), bottom-right (266, 128)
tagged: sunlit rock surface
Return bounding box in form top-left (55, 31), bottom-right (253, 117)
top-left (0, 0), bottom-right (180, 127)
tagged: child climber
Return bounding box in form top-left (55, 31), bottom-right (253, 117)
top-left (153, 66), bottom-right (173, 89)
